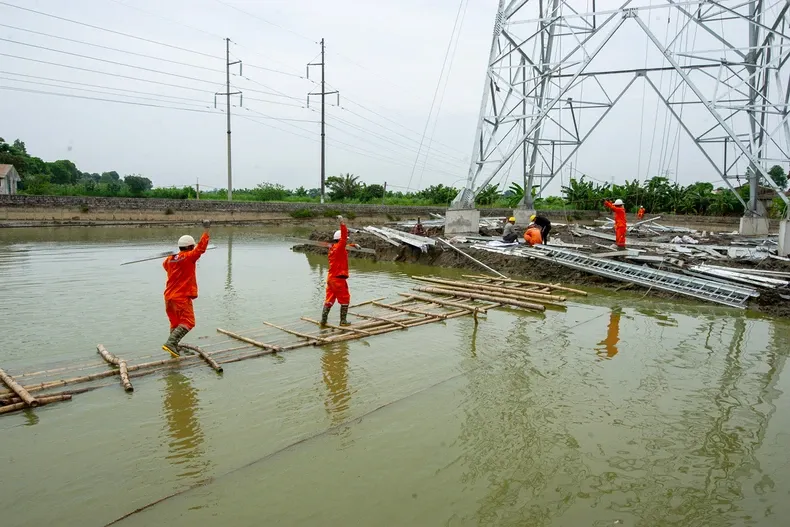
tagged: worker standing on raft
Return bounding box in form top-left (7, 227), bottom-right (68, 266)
top-left (523, 222), bottom-right (543, 246)
top-left (530, 214), bottom-right (552, 243)
top-left (604, 198), bottom-right (627, 248)
top-left (502, 216), bottom-right (518, 243)
top-left (162, 220), bottom-right (211, 357)
top-left (322, 216), bottom-right (352, 327)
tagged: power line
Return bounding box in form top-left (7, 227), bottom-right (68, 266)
top-left (0, 1), bottom-right (223, 60)
top-left (210, 0), bottom-right (316, 44)
top-left (244, 106), bottom-right (319, 123)
top-left (0, 23), bottom-right (225, 74)
top-left (0, 85), bottom-right (226, 115)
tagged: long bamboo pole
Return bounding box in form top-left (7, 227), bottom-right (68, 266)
top-left (0, 368), bottom-right (38, 407)
top-left (418, 284), bottom-right (566, 308)
top-left (261, 321), bottom-right (329, 344)
top-left (1, 385), bottom-right (100, 405)
top-left (397, 293), bottom-right (490, 314)
top-left (463, 274), bottom-right (588, 295)
top-left (216, 328), bottom-right (282, 352)
top-left (349, 311), bottom-right (409, 328)
top-left (300, 317), bottom-right (373, 336)
top-left (413, 286), bottom-right (545, 312)
top-left (412, 276), bottom-right (567, 302)
top-left (97, 344), bottom-right (120, 365)
top-left (118, 361), bottom-right (134, 392)
top-left (437, 238), bottom-right (508, 278)
top-left (0, 394), bottom-right (72, 415)
top-left (179, 344), bottom-right (223, 373)
top-left (371, 301), bottom-right (448, 319)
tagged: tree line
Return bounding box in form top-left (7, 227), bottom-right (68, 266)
top-left (2, 136), bottom-right (787, 216)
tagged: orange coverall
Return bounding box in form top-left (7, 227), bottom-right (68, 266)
top-left (325, 224), bottom-right (351, 307)
top-left (604, 200), bottom-right (627, 248)
top-left (523, 226), bottom-right (543, 246)
top-left (637, 207), bottom-right (645, 220)
top-left (163, 232), bottom-right (209, 330)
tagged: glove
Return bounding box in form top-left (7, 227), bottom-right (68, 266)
top-left (202, 219), bottom-right (211, 229)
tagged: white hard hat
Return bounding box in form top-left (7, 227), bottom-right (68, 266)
top-left (333, 230), bottom-right (342, 241)
top-left (614, 199), bottom-right (624, 206)
top-left (178, 235), bottom-right (196, 248)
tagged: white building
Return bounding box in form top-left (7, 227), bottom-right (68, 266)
top-left (0, 164), bottom-right (20, 195)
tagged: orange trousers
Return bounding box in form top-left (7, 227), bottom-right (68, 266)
top-left (325, 277), bottom-right (350, 306)
top-left (165, 298), bottom-right (195, 330)
top-left (615, 225), bottom-right (626, 248)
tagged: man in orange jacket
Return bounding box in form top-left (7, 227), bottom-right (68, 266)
top-left (162, 220), bottom-right (211, 357)
top-left (321, 216), bottom-right (352, 326)
top-left (604, 198), bottom-right (627, 248)
top-left (637, 206), bottom-right (645, 220)
top-left (523, 222), bottom-right (543, 246)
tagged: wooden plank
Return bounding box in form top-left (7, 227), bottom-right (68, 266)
top-left (261, 321), bottom-right (330, 344)
top-left (0, 367), bottom-right (38, 407)
top-left (301, 317), bottom-right (374, 336)
top-left (371, 301), bottom-right (448, 319)
top-left (216, 328), bottom-right (282, 352)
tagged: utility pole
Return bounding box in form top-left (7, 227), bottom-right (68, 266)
top-left (307, 38), bottom-right (339, 204)
top-left (215, 38), bottom-right (242, 201)
top-left (196, 177), bottom-right (200, 200)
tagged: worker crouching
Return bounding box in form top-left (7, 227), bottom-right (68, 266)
top-left (523, 222), bottom-right (543, 246)
top-left (530, 213), bottom-right (552, 242)
top-left (502, 216), bottom-right (517, 243)
top-left (322, 216), bottom-right (353, 327)
top-left (162, 220), bottom-right (211, 357)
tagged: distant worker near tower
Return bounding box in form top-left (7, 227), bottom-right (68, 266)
top-left (637, 206), bottom-right (646, 220)
top-left (523, 222), bottom-right (543, 246)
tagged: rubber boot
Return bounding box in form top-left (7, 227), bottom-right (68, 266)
top-left (339, 304), bottom-right (350, 326)
top-left (162, 325), bottom-right (189, 358)
top-left (320, 305), bottom-right (331, 326)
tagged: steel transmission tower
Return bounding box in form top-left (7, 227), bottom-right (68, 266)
top-left (451, 0), bottom-right (790, 227)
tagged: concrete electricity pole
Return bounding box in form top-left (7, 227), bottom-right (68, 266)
top-left (215, 38), bottom-right (242, 201)
top-left (307, 38), bottom-right (339, 204)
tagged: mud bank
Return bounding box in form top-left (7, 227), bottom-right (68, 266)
top-left (293, 230), bottom-right (790, 319)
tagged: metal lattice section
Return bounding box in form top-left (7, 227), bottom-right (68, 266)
top-left (452, 0), bottom-right (790, 217)
top-left (535, 245), bottom-right (759, 308)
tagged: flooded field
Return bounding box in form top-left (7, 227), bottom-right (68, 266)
top-left (1, 226), bottom-right (790, 527)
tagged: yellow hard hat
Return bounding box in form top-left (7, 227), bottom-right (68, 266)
top-left (530, 214), bottom-right (536, 221)
top-left (508, 216), bottom-right (516, 222)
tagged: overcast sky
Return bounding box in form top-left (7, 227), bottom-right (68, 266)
top-left (1, 0), bottom-right (785, 197)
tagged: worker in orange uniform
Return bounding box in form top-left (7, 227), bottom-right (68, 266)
top-left (162, 220), bottom-right (211, 357)
top-left (321, 216), bottom-right (352, 327)
top-left (523, 222), bottom-right (543, 246)
top-left (604, 198), bottom-right (627, 248)
top-left (637, 205), bottom-right (645, 220)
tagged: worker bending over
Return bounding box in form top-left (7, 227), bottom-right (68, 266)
top-left (502, 216), bottom-right (517, 243)
top-left (637, 206), bottom-right (645, 220)
top-left (604, 198), bottom-right (627, 248)
top-left (523, 222), bottom-right (543, 246)
top-left (322, 216), bottom-right (353, 326)
top-left (411, 217), bottom-right (426, 236)
top-left (530, 214), bottom-right (552, 243)
top-left (162, 220), bottom-right (211, 357)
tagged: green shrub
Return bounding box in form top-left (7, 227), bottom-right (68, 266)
top-left (290, 208), bottom-right (317, 219)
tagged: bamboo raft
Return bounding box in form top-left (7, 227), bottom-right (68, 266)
top-left (0, 276), bottom-right (587, 417)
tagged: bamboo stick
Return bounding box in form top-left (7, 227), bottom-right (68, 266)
top-left (0, 368), bottom-right (38, 407)
top-left (349, 297), bottom-right (386, 308)
top-left (118, 361), bottom-right (134, 392)
top-left (412, 276), bottom-right (567, 302)
top-left (216, 328), bottom-right (282, 352)
top-left (179, 344), bottom-right (223, 373)
top-left (420, 284), bottom-right (566, 308)
top-left (463, 274), bottom-right (588, 296)
top-left (0, 394), bottom-right (72, 415)
top-left (300, 317), bottom-right (374, 336)
top-left (97, 344), bottom-right (120, 365)
top-left (437, 238), bottom-right (508, 278)
top-left (414, 286), bottom-right (545, 312)
top-left (321, 307), bottom-right (471, 344)
top-left (371, 301), bottom-right (448, 319)
top-left (397, 293), bottom-right (489, 314)
top-left (261, 321), bottom-right (329, 344)
top-left (349, 311), bottom-right (409, 328)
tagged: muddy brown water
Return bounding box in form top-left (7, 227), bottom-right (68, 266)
top-left (1, 226), bottom-right (790, 527)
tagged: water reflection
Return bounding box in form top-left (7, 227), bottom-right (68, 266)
top-left (321, 342), bottom-right (351, 426)
top-left (595, 307), bottom-right (622, 359)
top-left (162, 372), bottom-right (209, 482)
top-left (225, 230), bottom-right (235, 294)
